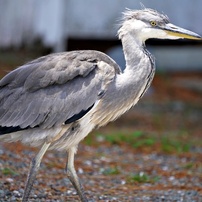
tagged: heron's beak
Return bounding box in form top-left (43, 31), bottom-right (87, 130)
top-left (162, 23), bottom-right (202, 40)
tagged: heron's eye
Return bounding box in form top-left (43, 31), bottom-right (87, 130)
top-left (150, 21), bottom-right (157, 26)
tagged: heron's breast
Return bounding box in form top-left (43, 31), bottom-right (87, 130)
top-left (89, 97), bottom-right (136, 128)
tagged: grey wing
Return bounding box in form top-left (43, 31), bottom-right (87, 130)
top-left (0, 50), bottom-right (120, 131)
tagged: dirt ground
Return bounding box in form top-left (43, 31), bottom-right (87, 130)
top-left (0, 55), bottom-right (201, 201)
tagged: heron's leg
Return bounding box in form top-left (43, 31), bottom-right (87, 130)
top-left (66, 146), bottom-right (88, 202)
top-left (22, 142), bottom-right (51, 202)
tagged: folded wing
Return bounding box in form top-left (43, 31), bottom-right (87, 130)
top-left (0, 50), bottom-right (121, 133)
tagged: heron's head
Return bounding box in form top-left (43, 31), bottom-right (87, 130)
top-left (118, 8), bottom-right (201, 43)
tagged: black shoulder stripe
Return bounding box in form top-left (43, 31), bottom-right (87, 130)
top-left (65, 104), bottom-right (94, 124)
top-left (0, 125), bottom-right (29, 135)
top-left (0, 104), bottom-right (94, 135)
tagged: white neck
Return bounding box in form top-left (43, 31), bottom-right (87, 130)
top-left (111, 27), bottom-right (155, 111)
top-left (94, 27), bottom-right (155, 127)
top-left (117, 26), bottom-right (152, 83)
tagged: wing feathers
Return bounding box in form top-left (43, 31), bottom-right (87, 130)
top-left (0, 50), bottom-right (120, 133)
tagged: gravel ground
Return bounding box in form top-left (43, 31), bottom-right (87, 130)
top-left (0, 142), bottom-right (201, 202)
top-left (0, 73), bottom-right (202, 202)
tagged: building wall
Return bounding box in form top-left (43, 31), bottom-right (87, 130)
top-left (0, 0), bottom-right (201, 51)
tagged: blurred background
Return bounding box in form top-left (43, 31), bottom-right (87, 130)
top-left (0, 0), bottom-right (202, 201)
top-left (0, 0), bottom-right (202, 71)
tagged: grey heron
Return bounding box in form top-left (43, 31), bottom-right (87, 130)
top-left (0, 8), bottom-right (201, 202)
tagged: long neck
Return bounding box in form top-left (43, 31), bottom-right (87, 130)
top-left (109, 31), bottom-right (155, 114)
top-left (92, 31), bottom-right (155, 127)
top-left (123, 36), bottom-right (144, 72)
top-left (117, 31), bottom-right (154, 89)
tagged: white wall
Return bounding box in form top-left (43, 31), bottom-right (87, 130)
top-left (0, 0), bottom-right (201, 51)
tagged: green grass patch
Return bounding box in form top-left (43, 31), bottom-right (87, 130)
top-left (182, 162), bottom-right (194, 170)
top-left (101, 167), bottom-right (121, 175)
top-left (128, 172), bottom-right (160, 184)
top-left (85, 130), bottom-right (194, 153)
top-left (161, 137), bottom-right (191, 153)
top-left (104, 131), bottom-right (156, 148)
top-left (1, 167), bottom-right (18, 176)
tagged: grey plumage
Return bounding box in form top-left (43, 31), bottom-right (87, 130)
top-left (0, 51), bottom-right (120, 129)
top-left (0, 8), bottom-right (201, 202)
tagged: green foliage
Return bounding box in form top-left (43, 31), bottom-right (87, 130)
top-left (128, 172), bottom-right (160, 183)
top-left (132, 137), bottom-right (155, 148)
top-left (161, 137), bottom-right (191, 153)
top-left (99, 131), bottom-right (157, 149)
top-left (1, 167), bottom-right (18, 176)
top-left (182, 162), bottom-right (194, 169)
top-left (85, 130), bottom-right (193, 153)
top-left (84, 136), bottom-right (94, 146)
top-left (102, 167), bottom-right (121, 175)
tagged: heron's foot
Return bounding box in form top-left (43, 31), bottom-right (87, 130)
top-left (66, 168), bottom-right (89, 202)
top-left (66, 146), bottom-right (90, 202)
top-left (22, 164), bottom-right (37, 202)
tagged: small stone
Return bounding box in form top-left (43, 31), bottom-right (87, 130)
top-left (5, 178), bottom-right (14, 183)
top-left (13, 190), bottom-right (21, 197)
top-left (0, 190), bottom-right (5, 197)
top-left (168, 176), bottom-right (175, 181)
top-left (84, 160), bottom-right (92, 166)
top-left (121, 180), bottom-right (126, 185)
top-left (78, 167), bottom-right (84, 174)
